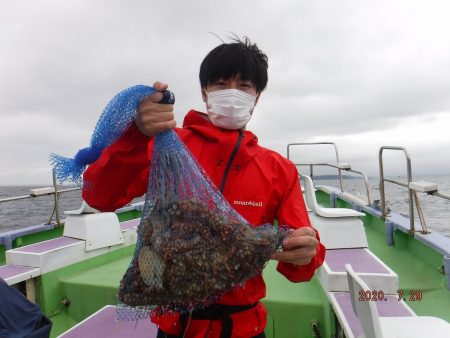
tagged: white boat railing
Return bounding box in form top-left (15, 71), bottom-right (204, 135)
top-left (379, 146), bottom-right (450, 235)
top-left (0, 170), bottom-right (80, 226)
top-left (286, 142), bottom-right (373, 205)
top-left (286, 142), bottom-right (450, 236)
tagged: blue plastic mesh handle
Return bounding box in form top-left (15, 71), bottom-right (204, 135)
top-left (49, 85), bottom-right (174, 186)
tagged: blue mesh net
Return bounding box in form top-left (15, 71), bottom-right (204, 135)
top-left (49, 84), bottom-right (292, 320)
top-left (49, 85), bottom-right (157, 186)
top-left (117, 129), bottom-right (292, 320)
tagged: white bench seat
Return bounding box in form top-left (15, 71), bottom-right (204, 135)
top-left (329, 292), bottom-right (415, 338)
top-left (57, 305), bottom-right (157, 338)
top-left (0, 264), bottom-right (40, 285)
top-left (344, 264), bottom-right (450, 338)
top-left (316, 248), bottom-right (398, 294)
top-left (6, 218), bottom-right (140, 274)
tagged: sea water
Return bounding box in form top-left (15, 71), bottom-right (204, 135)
top-left (0, 175), bottom-right (449, 238)
top-left (0, 186), bottom-right (144, 232)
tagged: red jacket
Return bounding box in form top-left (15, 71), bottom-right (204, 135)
top-left (83, 110), bottom-right (325, 337)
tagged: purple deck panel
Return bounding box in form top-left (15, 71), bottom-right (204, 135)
top-left (333, 292), bottom-right (413, 338)
top-left (326, 248), bottom-right (389, 273)
top-left (120, 219), bottom-right (140, 231)
top-left (60, 306), bottom-right (157, 338)
top-left (0, 264), bottom-right (36, 279)
top-left (14, 237), bottom-right (82, 253)
top-left (10, 218), bottom-right (140, 255)
top-left (13, 218), bottom-right (139, 254)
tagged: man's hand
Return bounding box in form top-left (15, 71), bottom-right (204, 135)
top-left (271, 227), bottom-right (318, 266)
top-left (135, 81), bottom-right (176, 137)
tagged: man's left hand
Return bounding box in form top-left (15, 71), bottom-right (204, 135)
top-left (271, 227), bottom-right (318, 266)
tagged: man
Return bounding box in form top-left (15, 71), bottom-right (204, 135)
top-left (83, 37), bottom-right (325, 338)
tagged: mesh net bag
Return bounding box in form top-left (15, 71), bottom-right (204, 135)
top-left (50, 85), bottom-right (159, 186)
top-left (117, 129), bottom-right (292, 320)
top-left (48, 83), bottom-right (292, 320)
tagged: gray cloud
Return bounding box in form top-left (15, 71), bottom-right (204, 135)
top-left (1, 0), bottom-right (450, 185)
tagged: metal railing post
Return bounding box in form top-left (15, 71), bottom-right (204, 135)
top-left (287, 142), bottom-right (372, 205)
top-left (52, 169), bottom-right (61, 226)
top-left (378, 146), bottom-right (414, 233)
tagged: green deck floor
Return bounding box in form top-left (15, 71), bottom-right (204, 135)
top-left (41, 246), bottom-right (134, 337)
top-left (46, 248), bottom-right (329, 338)
top-left (263, 260), bottom-right (332, 338)
top-left (364, 219), bottom-right (450, 322)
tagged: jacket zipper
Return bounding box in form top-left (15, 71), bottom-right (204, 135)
top-left (219, 130), bottom-right (244, 193)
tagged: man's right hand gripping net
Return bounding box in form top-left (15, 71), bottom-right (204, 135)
top-left (117, 128), bottom-right (292, 320)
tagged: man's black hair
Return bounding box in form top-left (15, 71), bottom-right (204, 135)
top-left (199, 37), bottom-right (268, 93)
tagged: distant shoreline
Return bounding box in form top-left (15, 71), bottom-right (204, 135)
top-left (307, 175), bottom-right (359, 180)
top-left (304, 174), bottom-right (449, 181)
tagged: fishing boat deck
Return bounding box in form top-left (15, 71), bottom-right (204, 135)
top-left (1, 208), bottom-right (330, 337)
top-left (1, 182), bottom-right (449, 337)
top-left (48, 255), bottom-right (326, 338)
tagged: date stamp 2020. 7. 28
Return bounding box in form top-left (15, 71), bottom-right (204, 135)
top-left (358, 289), bottom-right (423, 302)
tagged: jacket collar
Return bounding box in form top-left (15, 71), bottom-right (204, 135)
top-left (182, 110), bottom-right (259, 164)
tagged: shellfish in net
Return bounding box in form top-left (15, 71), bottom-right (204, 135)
top-left (117, 130), bottom-right (291, 319)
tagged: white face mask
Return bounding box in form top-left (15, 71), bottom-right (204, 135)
top-left (205, 89), bottom-right (257, 130)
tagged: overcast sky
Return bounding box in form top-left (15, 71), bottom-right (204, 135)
top-left (1, 0), bottom-right (450, 186)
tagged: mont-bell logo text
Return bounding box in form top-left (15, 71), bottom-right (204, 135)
top-left (233, 200), bottom-right (263, 207)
